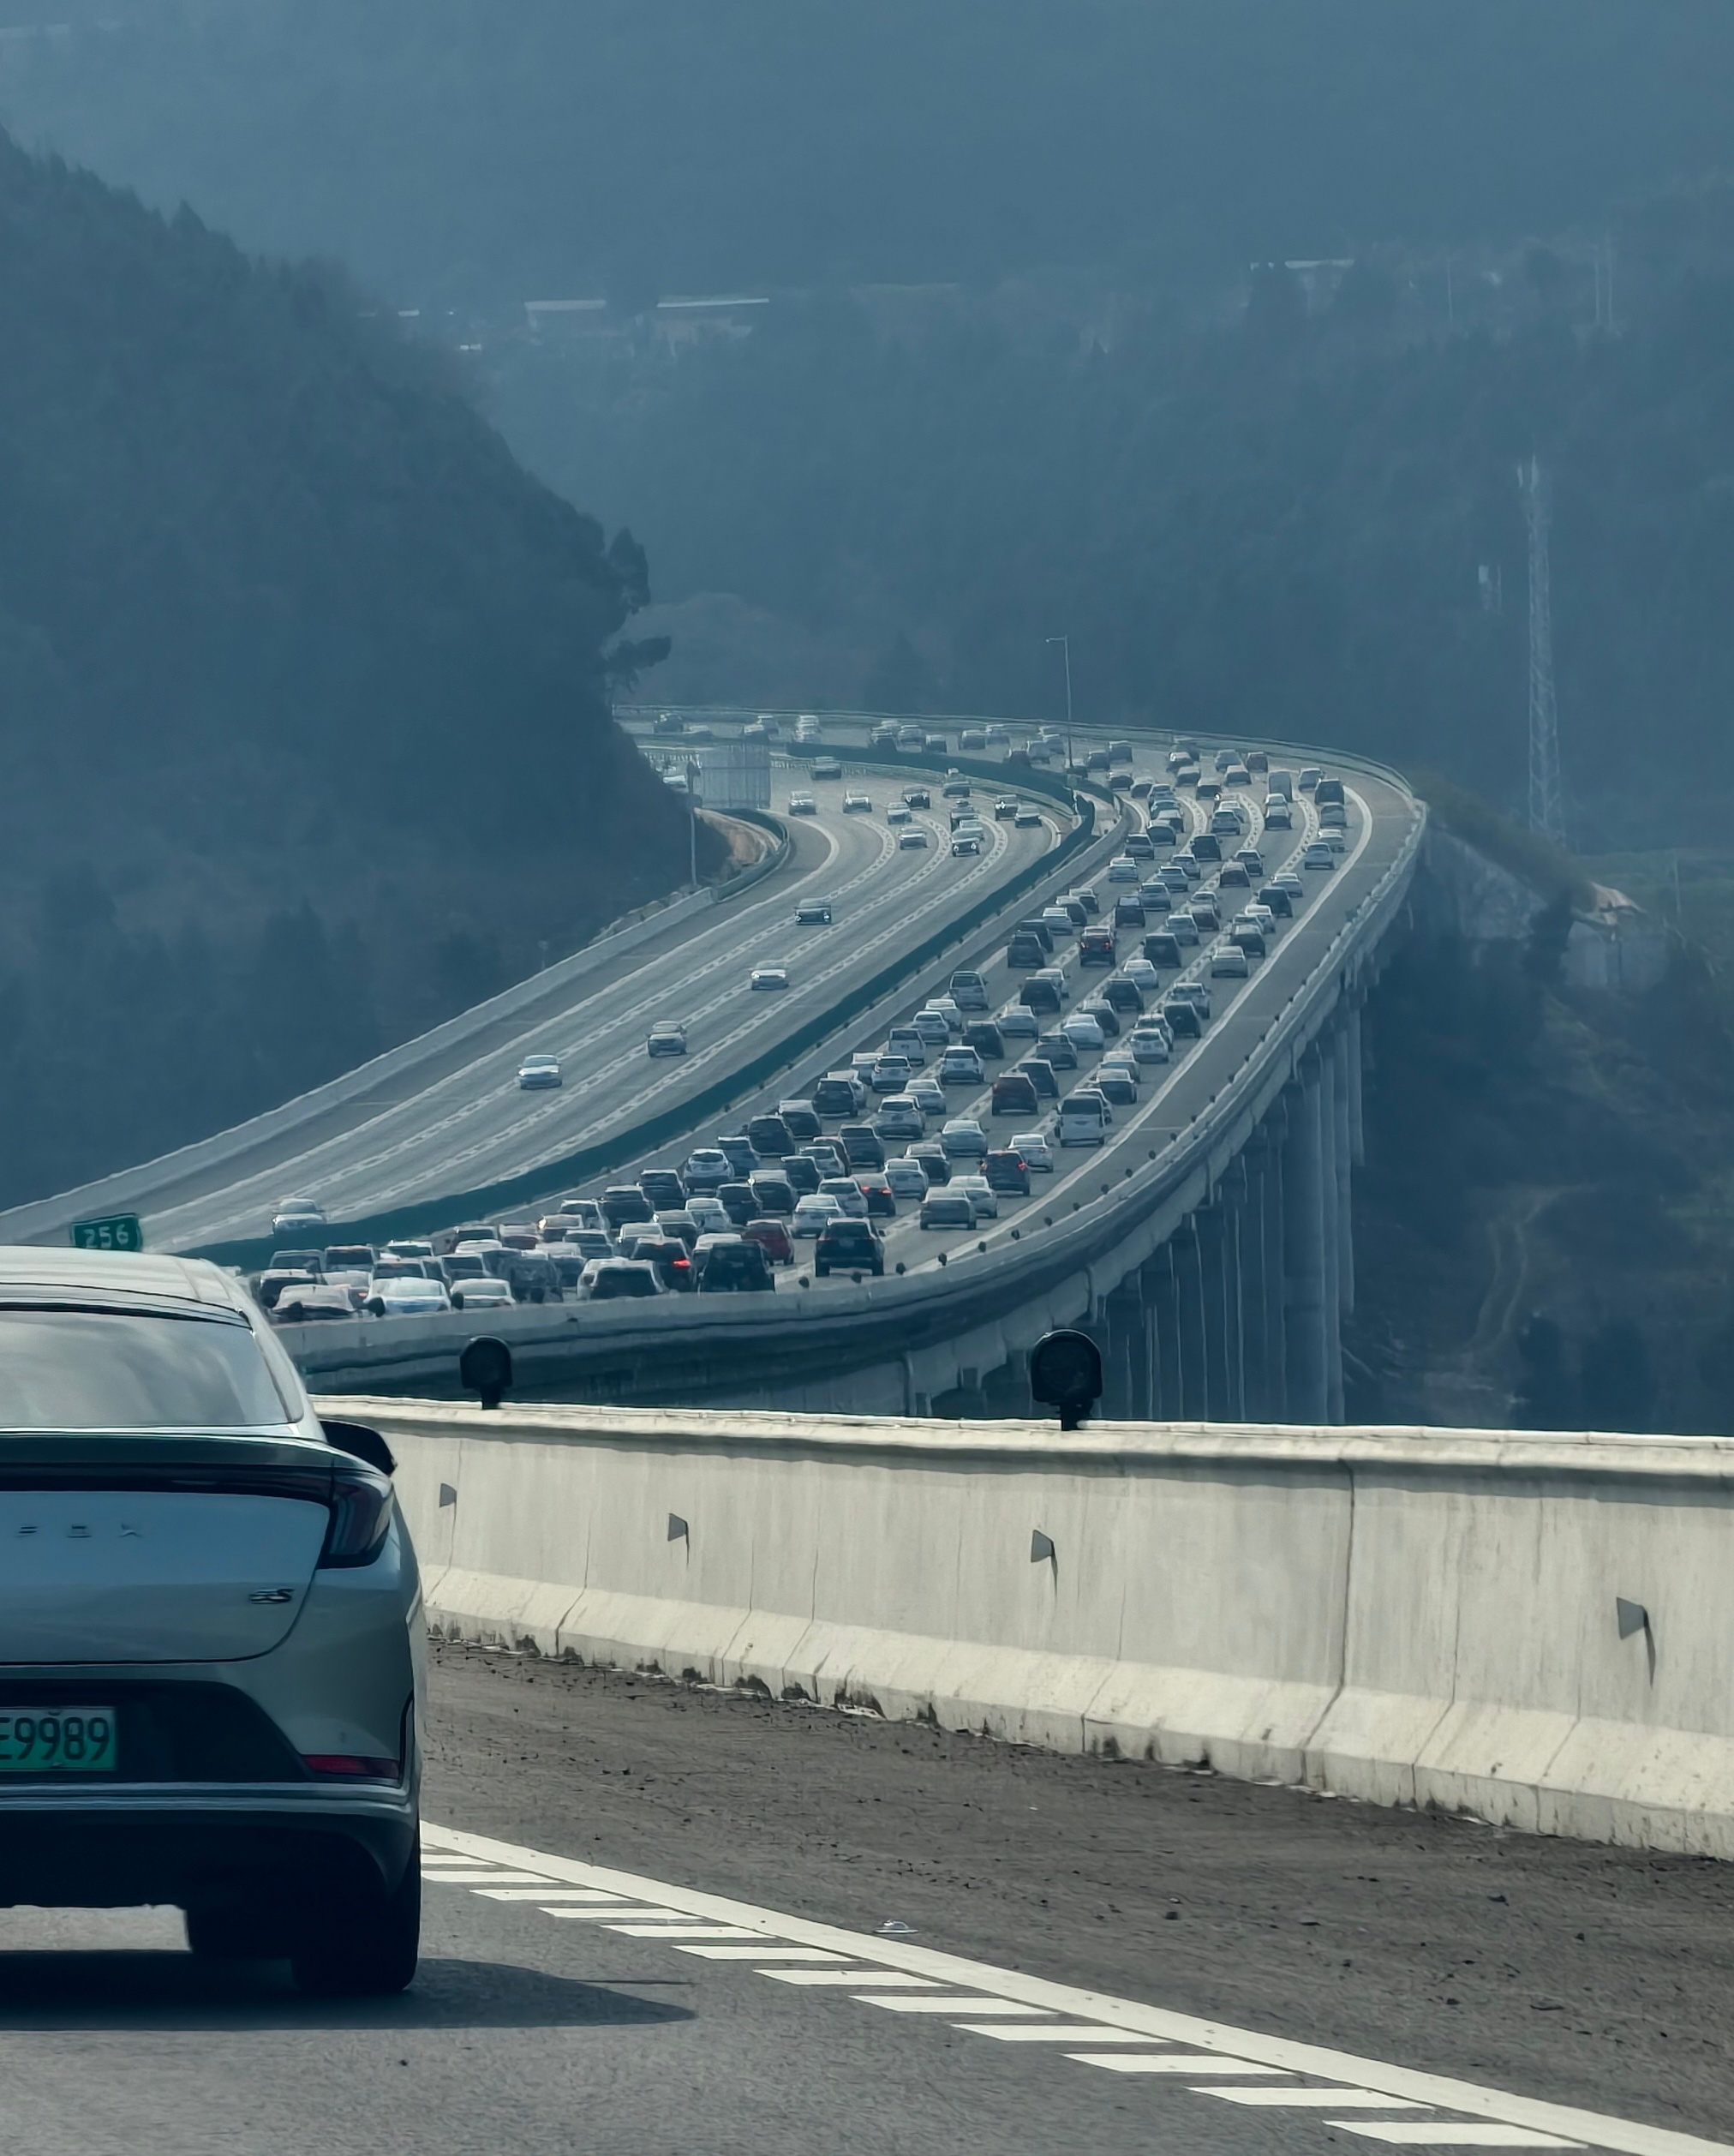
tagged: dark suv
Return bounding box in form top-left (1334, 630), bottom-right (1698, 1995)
top-left (815, 1219), bottom-right (886, 1278)
top-left (696, 1239), bottom-right (775, 1292)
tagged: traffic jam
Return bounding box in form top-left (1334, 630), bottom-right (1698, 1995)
top-left (254, 739), bottom-right (1348, 1315)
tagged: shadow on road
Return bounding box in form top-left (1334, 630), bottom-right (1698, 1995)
top-left (0, 1951), bottom-right (695, 2032)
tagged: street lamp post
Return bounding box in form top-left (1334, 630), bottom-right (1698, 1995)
top-left (1046, 633), bottom-right (1074, 774)
top-left (685, 759), bottom-right (702, 888)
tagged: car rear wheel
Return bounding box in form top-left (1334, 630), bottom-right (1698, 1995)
top-left (291, 1845), bottom-right (421, 1997)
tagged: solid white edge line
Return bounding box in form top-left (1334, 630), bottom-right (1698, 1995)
top-left (423, 1823), bottom-right (1729, 2156)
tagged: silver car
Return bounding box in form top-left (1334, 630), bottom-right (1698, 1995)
top-left (0, 1249), bottom-right (422, 1992)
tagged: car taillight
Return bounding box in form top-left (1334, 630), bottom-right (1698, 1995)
top-left (302, 1753), bottom-right (399, 1778)
top-left (320, 1461), bottom-right (395, 1568)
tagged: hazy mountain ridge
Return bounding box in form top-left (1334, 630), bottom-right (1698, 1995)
top-left (3, 0), bottom-right (1728, 307)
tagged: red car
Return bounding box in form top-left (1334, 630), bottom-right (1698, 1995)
top-left (741, 1217), bottom-right (795, 1267)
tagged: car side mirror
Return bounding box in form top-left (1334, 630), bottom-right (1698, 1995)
top-left (460, 1335), bottom-right (513, 1411)
top-left (321, 1419), bottom-right (396, 1476)
top-left (1030, 1328), bottom-right (1103, 1432)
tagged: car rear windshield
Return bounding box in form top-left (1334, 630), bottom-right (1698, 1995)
top-left (0, 1308), bottom-right (291, 1430)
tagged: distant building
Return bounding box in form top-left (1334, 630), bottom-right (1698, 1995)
top-left (651, 296), bottom-right (769, 349)
top-left (523, 295), bottom-right (768, 350)
top-left (1248, 259), bottom-right (1355, 312)
top-left (523, 298), bottom-right (611, 338)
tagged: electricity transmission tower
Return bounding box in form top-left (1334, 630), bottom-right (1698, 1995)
top-left (1519, 457), bottom-right (1564, 844)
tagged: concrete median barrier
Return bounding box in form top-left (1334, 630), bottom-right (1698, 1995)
top-left (340, 1397), bottom-right (1734, 1857)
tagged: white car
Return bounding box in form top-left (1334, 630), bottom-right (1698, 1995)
top-left (682, 1148), bottom-right (731, 1191)
top-left (1107, 856), bottom-right (1140, 883)
top-left (787, 793), bottom-right (818, 814)
top-left (270, 1196), bottom-right (326, 1239)
top-left (1060, 1013), bottom-right (1106, 1050)
top-left (449, 1276), bottom-right (515, 1312)
top-left (911, 1009), bottom-right (952, 1045)
top-left (996, 1006), bottom-right (1039, 1039)
top-left (908, 1077), bottom-right (948, 1117)
top-left (1122, 958), bottom-right (1162, 990)
top-left (940, 1117), bottom-right (989, 1159)
top-left (924, 997), bottom-right (965, 1032)
top-left (792, 1195), bottom-right (844, 1237)
top-left (577, 1260), bottom-right (666, 1301)
top-left (1009, 1130), bottom-right (1055, 1172)
top-left (842, 792), bottom-right (873, 813)
top-left (750, 965), bottom-right (791, 990)
top-left (364, 1277), bottom-right (452, 1318)
top-left (873, 1097), bottom-right (925, 1140)
top-left (938, 1046), bottom-right (985, 1086)
top-left (1127, 1027), bottom-right (1172, 1063)
top-left (949, 1173), bottom-right (999, 1219)
top-left (0, 1248), bottom-right (424, 1992)
top-left (517, 1054), bottom-right (561, 1090)
top-left (686, 1195), bottom-right (731, 1234)
top-left (818, 1177), bottom-right (869, 1219)
top-left (1302, 842), bottom-right (1336, 871)
top-left (884, 1157), bottom-right (931, 1201)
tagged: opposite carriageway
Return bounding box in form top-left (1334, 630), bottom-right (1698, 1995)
top-left (0, 777), bottom-right (1064, 1260)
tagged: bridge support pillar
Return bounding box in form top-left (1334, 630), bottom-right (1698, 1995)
top-left (1151, 1242), bottom-right (1181, 1421)
top-left (982, 1347), bottom-right (1028, 1419)
top-left (1234, 1148), bottom-right (1265, 1422)
top-left (1282, 1053), bottom-right (1330, 1424)
top-left (1332, 1015), bottom-right (1356, 1325)
top-left (1317, 1043), bottom-right (1344, 1423)
top-left (1103, 1284), bottom-right (1145, 1421)
top-left (1346, 996), bottom-right (1366, 1165)
top-left (1175, 1218), bottom-right (1210, 1419)
top-left (1195, 1202), bottom-right (1231, 1419)
top-left (1256, 1104), bottom-right (1289, 1420)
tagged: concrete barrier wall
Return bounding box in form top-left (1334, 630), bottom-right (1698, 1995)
top-left (334, 1398), bottom-right (1734, 1856)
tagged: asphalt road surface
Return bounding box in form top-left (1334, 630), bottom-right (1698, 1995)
top-left (2, 1646), bottom-right (1726, 2156)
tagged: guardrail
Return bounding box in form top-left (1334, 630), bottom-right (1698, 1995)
top-left (288, 773), bottom-right (1424, 1401)
top-left (709, 808), bottom-right (789, 904)
top-left (197, 789), bottom-right (1104, 1273)
top-left (351, 1393), bottom-right (1734, 1857)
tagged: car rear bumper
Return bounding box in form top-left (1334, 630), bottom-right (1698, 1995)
top-left (0, 1782), bottom-right (416, 1910)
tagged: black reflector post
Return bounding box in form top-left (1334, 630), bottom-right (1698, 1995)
top-left (459, 1336), bottom-right (513, 1412)
top-left (1029, 1328), bottom-right (1103, 1431)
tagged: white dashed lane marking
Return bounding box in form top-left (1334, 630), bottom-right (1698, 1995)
top-left (1071, 2054), bottom-right (1291, 2076)
top-left (422, 1824), bottom-right (1731, 2156)
top-left (1336, 2131), bottom-right (1588, 2149)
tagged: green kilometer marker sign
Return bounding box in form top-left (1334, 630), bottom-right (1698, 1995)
top-left (71, 1214), bottom-right (145, 1254)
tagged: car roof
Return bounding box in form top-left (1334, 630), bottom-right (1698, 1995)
top-left (0, 1247), bottom-right (252, 1314)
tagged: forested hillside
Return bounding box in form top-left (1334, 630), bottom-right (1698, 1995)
top-left (0, 132), bottom-right (685, 1206)
top-left (512, 189), bottom-right (1734, 847)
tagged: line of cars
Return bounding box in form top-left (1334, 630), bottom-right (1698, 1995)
top-left (261, 746), bottom-right (1347, 1316)
top-left (786, 769), bottom-right (1043, 853)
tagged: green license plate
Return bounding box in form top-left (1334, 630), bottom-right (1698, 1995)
top-left (0, 1709), bottom-right (117, 1772)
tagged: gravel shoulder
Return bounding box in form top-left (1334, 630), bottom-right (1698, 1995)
top-left (427, 1641), bottom-right (1734, 2142)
